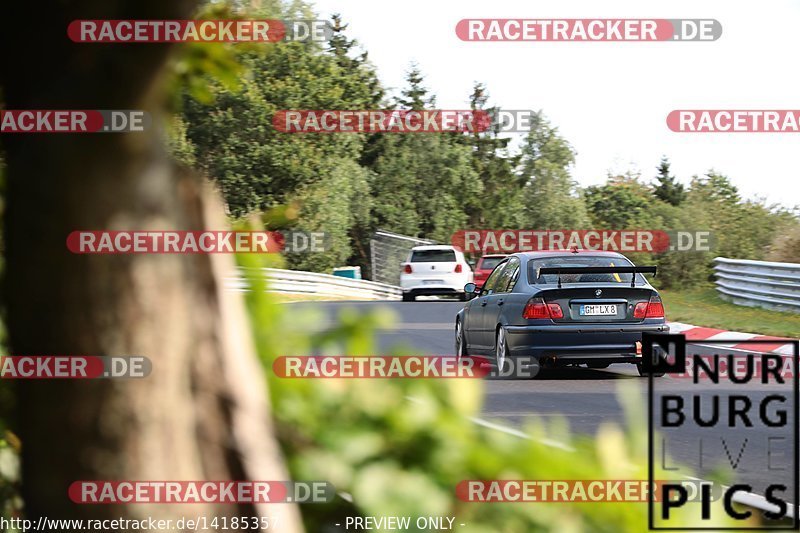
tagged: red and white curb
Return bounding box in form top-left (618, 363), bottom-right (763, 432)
top-left (668, 322), bottom-right (796, 355)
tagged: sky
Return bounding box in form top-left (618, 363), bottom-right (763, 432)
top-left (309, 0), bottom-right (799, 209)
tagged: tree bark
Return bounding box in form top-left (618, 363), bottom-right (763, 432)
top-left (0, 2), bottom-right (302, 531)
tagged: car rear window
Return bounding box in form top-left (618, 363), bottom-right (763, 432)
top-left (528, 255), bottom-right (643, 284)
top-left (478, 256), bottom-right (504, 270)
top-left (410, 249), bottom-right (457, 263)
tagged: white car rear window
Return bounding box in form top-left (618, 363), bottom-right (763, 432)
top-left (410, 250), bottom-right (457, 263)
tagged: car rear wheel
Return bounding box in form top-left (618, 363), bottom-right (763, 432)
top-left (459, 292), bottom-right (468, 302)
top-left (402, 293), bottom-right (415, 302)
top-left (495, 327), bottom-right (508, 375)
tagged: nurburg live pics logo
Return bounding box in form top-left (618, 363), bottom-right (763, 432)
top-left (643, 333), bottom-right (800, 530)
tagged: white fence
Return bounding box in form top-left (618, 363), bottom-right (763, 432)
top-left (713, 257), bottom-right (800, 313)
top-left (225, 267), bottom-right (402, 301)
top-left (370, 229), bottom-right (435, 286)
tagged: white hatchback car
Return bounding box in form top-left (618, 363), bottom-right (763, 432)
top-left (400, 245), bottom-right (473, 301)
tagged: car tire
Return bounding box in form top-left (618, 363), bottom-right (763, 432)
top-left (402, 293), bottom-right (415, 302)
top-left (495, 327), bottom-right (509, 377)
top-left (459, 292), bottom-right (468, 302)
top-left (455, 319), bottom-right (468, 357)
top-left (492, 329), bottom-right (540, 380)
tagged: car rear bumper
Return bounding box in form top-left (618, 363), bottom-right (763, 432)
top-left (400, 274), bottom-right (470, 293)
top-left (404, 287), bottom-right (463, 296)
top-left (504, 322), bottom-right (668, 362)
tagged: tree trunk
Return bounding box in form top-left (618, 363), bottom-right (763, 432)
top-left (0, 2), bottom-right (302, 531)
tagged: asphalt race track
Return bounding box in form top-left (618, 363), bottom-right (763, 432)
top-left (290, 300), bottom-right (798, 513)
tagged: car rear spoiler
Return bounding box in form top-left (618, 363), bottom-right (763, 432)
top-left (536, 266), bottom-right (657, 288)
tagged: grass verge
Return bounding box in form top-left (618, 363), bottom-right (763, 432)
top-left (660, 286), bottom-right (800, 338)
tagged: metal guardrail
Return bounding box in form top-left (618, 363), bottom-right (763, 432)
top-left (713, 257), bottom-right (800, 313)
top-left (225, 267), bottom-right (402, 301)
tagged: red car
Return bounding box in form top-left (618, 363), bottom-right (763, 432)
top-left (473, 254), bottom-right (508, 288)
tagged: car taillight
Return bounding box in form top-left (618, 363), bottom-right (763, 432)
top-left (646, 296), bottom-right (665, 318)
top-left (403, 264), bottom-right (412, 274)
top-left (634, 295), bottom-right (665, 319)
top-left (454, 264), bottom-right (463, 273)
top-left (547, 303), bottom-right (564, 318)
top-left (523, 298), bottom-right (562, 319)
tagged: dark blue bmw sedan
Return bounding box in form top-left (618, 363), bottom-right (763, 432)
top-left (454, 250), bottom-right (669, 377)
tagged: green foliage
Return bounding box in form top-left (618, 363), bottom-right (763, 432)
top-left (462, 83), bottom-right (525, 229)
top-left (0, 157), bottom-right (17, 524)
top-left (652, 157), bottom-right (686, 206)
top-left (683, 172), bottom-right (780, 262)
top-left (585, 173), bottom-right (656, 230)
top-left (0, 423), bottom-right (21, 525)
top-left (767, 219), bottom-right (800, 263)
top-left (181, 7), bottom-right (382, 272)
top-left (397, 64), bottom-right (434, 110)
top-left (369, 131), bottom-right (481, 243)
top-left (583, 170), bottom-right (799, 288)
top-left (519, 113), bottom-right (589, 229)
top-left (165, 115), bottom-right (197, 167)
top-left (287, 158), bottom-right (371, 272)
top-left (166, 2), bottom-right (253, 107)
top-left (360, 67), bottom-right (483, 244)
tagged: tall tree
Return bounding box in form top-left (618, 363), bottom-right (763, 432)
top-left (584, 173), bottom-right (654, 229)
top-left (0, 2), bottom-right (300, 530)
top-left (183, 13), bottom-right (381, 272)
top-left (685, 171), bottom-right (776, 260)
top-left (519, 112), bottom-right (589, 229)
top-left (396, 63), bottom-right (435, 110)
top-left (461, 83), bottom-right (524, 228)
top-left (367, 67), bottom-right (481, 242)
top-left (652, 156), bottom-right (686, 206)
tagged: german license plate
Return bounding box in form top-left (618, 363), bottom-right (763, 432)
top-left (423, 279), bottom-right (444, 285)
top-left (580, 304), bottom-right (617, 316)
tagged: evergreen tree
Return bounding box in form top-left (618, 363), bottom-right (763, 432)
top-left (461, 82), bottom-right (525, 228)
top-left (519, 112), bottom-right (589, 229)
top-left (653, 156), bottom-right (686, 206)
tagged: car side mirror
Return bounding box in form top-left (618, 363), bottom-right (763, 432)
top-left (464, 282), bottom-right (478, 294)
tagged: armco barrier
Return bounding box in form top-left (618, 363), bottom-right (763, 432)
top-left (225, 267), bottom-right (402, 300)
top-left (713, 257), bottom-right (800, 313)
